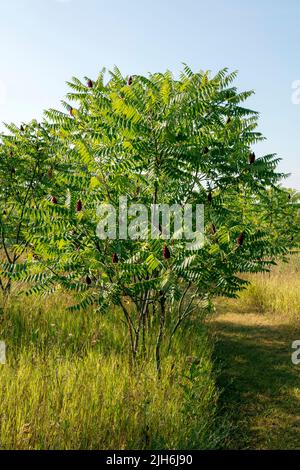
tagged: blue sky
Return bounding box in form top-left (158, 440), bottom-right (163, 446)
top-left (1, 0), bottom-right (300, 188)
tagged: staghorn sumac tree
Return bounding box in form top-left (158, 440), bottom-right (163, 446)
top-left (0, 120), bottom-right (62, 294)
top-left (25, 66), bottom-right (297, 374)
top-left (258, 187), bottom-right (300, 251)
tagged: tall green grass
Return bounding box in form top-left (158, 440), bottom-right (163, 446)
top-left (0, 293), bottom-right (225, 449)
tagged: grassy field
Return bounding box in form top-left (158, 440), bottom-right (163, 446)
top-left (0, 293), bottom-right (225, 450)
top-left (0, 256), bottom-right (299, 449)
top-left (210, 255), bottom-right (300, 449)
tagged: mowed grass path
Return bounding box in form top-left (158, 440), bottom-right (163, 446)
top-left (210, 299), bottom-right (300, 449)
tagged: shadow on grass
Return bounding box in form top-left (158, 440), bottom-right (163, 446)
top-left (212, 317), bottom-right (300, 449)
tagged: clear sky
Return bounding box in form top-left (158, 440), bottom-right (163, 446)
top-left (1, 0), bottom-right (300, 188)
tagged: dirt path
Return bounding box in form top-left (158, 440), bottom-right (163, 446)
top-left (210, 301), bottom-right (300, 449)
